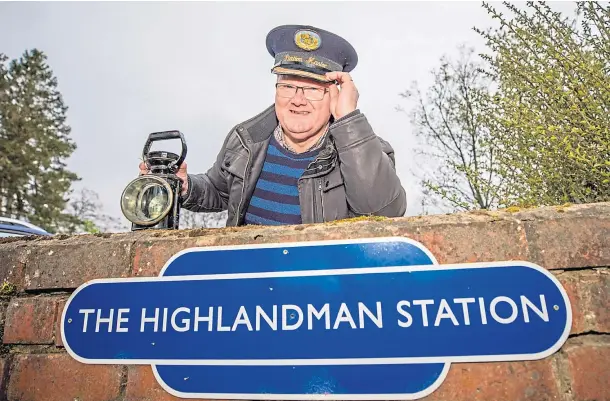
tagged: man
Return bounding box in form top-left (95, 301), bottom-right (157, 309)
top-left (139, 24), bottom-right (407, 227)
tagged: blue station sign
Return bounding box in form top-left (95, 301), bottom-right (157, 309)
top-left (61, 237), bottom-right (572, 400)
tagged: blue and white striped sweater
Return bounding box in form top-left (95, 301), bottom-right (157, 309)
top-left (244, 136), bottom-right (319, 226)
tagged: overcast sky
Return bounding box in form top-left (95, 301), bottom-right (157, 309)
top-left (0, 1), bottom-right (577, 228)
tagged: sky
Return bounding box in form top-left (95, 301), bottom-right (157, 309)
top-left (0, 1), bottom-right (579, 229)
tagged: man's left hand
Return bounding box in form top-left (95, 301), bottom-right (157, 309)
top-left (326, 71), bottom-right (358, 120)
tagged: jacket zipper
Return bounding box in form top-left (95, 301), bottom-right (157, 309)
top-left (318, 179), bottom-right (324, 222)
top-left (234, 133), bottom-right (251, 226)
top-left (312, 178), bottom-right (318, 223)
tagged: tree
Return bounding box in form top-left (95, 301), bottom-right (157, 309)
top-left (63, 188), bottom-right (129, 234)
top-left (397, 46), bottom-right (503, 212)
top-left (401, 1), bottom-right (609, 212)
top-left (0, 49), bottom-right (82, 233)
top-left (475, 1), bottom-right (610, 207)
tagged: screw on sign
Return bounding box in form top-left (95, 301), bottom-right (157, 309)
top-left (61, 237), bottom-right (572, 400)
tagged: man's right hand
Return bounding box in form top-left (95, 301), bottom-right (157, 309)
top-left (138, 161), bottom-right (189, 196)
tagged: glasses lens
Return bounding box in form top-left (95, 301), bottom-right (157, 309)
top-left (276, 84), bottom-right (296, 98)
top-left (277, 84), bottom-right (325, 101)
top-left (304, 88), bottom-right (324, 101)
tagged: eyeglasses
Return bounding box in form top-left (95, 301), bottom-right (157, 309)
top-left (275, 83), bottom-right (328, 101)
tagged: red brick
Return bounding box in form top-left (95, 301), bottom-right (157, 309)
top-left (131, 230), bottom-right (284, 277)
top-left (0, 356), bottom-right (9, 399)
top-left (3, 297), bottom-right (57, 344)
top-left (132, 238), bottom-right (199, 277)
top-left (395, 218), bottom-right (530, 265)
top-left (131, 215), bottom-right (533, 276)
top-left (426, 359), bottom-right (561, 401)
top-left (522, 208), bottom-right (610, 270)
top-left (126, 366), bottom-right (185, 401)
top-left (131, 209), bottom-right (542, 276)
top-left (54, 298), bottom-right (68, 347)
top-left (0, 243), bottom-right (28, 292)
top-left (565, 338), bottom-right (610, 401)
top-left (7, 354), bottom-right (122, 401)
top-left (0, 301), bottom-right (7, 327)
top-left (556, 270), bottom-right (610, 335)
top-left (24, 238), bottom-right (132, 290)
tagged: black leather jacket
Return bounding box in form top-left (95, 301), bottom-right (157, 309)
top-left (181, 104), bottom-right (407, 226)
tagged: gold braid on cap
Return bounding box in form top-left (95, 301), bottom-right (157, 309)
top-left (272, 66), bottom-right (331, 82)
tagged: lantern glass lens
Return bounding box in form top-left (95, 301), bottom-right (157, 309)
top-left (120, 175), bottom-right (173, 225)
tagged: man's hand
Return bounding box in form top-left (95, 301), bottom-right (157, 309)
top-left (326, 71), bottom-right (359, 120)
top-left (139, 161), bottom-right (189, 196)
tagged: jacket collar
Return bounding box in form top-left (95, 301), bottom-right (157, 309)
top-left (237, 104), bottom-right (278, 143)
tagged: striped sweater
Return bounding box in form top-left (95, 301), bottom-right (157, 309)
top-left (244, 135), bottom-right (319, 226)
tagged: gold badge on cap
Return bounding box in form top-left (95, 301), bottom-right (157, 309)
top-left (294, 30), bottom-right (321, 51)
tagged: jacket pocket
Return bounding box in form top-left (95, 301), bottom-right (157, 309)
top-left (321, 168), bottom-right (348, 221)
top-left (222, 148), bottom-right (248, 179)
top-left (222, 148), bottom-right (249, 221)
top-left (322, 168), bottom-right (345, 192)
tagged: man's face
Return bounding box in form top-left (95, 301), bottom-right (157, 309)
top-left (274, 75), bottom-right (332, 142)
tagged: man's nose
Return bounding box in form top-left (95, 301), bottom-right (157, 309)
top-left (291, 88), bottom-right (308, 105)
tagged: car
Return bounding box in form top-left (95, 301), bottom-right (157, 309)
top-left (0, 217), bottom-right (51, 238)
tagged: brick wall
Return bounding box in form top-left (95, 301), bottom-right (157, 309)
top-left (0, 202), bottom-right (608, 401)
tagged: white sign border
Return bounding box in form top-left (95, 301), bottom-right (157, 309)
top-left (59, 236), bottom-right (572, 400)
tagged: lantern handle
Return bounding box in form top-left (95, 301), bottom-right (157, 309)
top-left (142, 130), bottom-right (187, 172)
